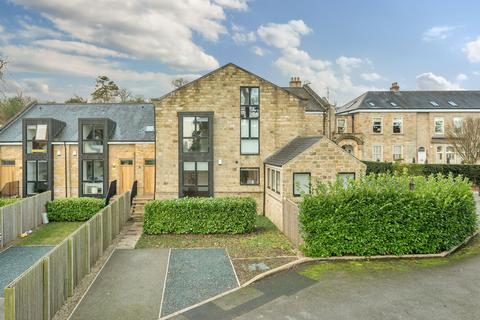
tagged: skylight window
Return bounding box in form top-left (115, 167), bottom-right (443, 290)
top-left (429, 101), bottom-right (440, 107)
top-left (390, 102), bottom-right (398, 107)
top-left (368, 101), bottom-right (376, 107)
top-left (448, 101), bottom-right (458, 107)
top-left (145, 125), bottom-right (154, 132)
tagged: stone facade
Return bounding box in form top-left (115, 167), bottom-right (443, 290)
top-left (53, 144), bottom-right (79, 198)
top-left (153, 64), bottom-right (327, 209)
top-left (0, 145), bottom-right (23, 195)
top-left (334, 111), bottom-right (480, 164)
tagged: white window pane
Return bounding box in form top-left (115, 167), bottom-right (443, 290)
top-left (250, 119), bottom-right (259, 138)
top-left (27, 161), bottom-right (36, 181)
top-left (294, 173), bottom-right (310, 195)
top-left (197, 162), bottom-right (208, 171)
top-left (184, 162), bottom-right (195, 171)
top-left (250, 88), bottom-right (259, 105)
top-left (241, 139), bottom-right (259, 154)
top-left (27, 125), bottom-right (37, 140)
top-left (183, 117), bottom-right (195, 137)
top-left (240, 119), bottom-right (249, 137)
top-left (36, 124), bottom-right (47, 140)
top-left (240, 88), bottom-right (249, 105)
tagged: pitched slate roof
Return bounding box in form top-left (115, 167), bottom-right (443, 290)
top-left (0, 103), bottom-right (155, 142)
top-left (264, 136), bottom-right (322, 167)
top-left (337, 90), bottom-right (480, 114)
top-left (282, 85), bottom-right (329, 112)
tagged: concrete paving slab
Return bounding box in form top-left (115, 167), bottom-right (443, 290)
top-left (69, 249), bottom-right (169, 320)
top-left (0, 246), bottom-right (53, 297)
top-left (161, 248), bottom-right (239, 317)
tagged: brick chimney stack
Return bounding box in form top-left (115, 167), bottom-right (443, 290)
top-left (289, 76), bottom-right (302, 88)
top-left (390, 82), bottom-right (400, 92)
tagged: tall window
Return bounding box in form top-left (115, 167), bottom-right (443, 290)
top-left (446, 146), bottom-right (455, 164)
top-left (372, 117), bottom-right (382, 133)
top-left (26, 124), bottom-right (48, 153)
top-left (82, 124), bottom-right (104, 153)
top-left (392, 118), bottom-right (403, 134)
top-left (434, 117), bottom-right (444, 134)
top-left (293, 173), bottom-right (310, 196)
top-left (240, 168), bottom-right (259, 185)
top-left (183, 161), bottom-right (209, 197)
top-left (82, 160), bottom-right (104, 195)
top-left (453, 117), bottom-right (463, 131)
top-left (436, 146), bottom-right (443, 162)
top-left (182, 117), bottom-right (209, 153)
top-left (392, 145), bottom-right (403, 161)
top-left (337, 118), bottom-right (346, 133)
top-left (240, 87), bottom-right (259, 154)
top-left (26, 160), bottom-right (48, 195)
top-left (372, 145), bottom-right (383, 162)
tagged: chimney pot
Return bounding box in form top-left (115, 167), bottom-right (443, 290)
top-left (289, 76), bottom-right (302, 88)
top-left (390, 82), bottom-right (400, 92)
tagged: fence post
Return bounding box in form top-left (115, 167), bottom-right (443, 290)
top-left (99, 211), bottom-right (104, 257)
top-left (85, 223), bottom-right (91, 274)
top-left (67, 237), bottom-right (74, 297)
top-left (0, 208), bottom-right (3, 248)
top-left (4, 287), bottom-right (15, 320)
top-left (43, 257), bottom-right (50, 320)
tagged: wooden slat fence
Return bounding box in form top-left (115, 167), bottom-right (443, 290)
top-left (0, 191), bottom-right (51, 248)
top-left (4, 191), bottom-right (131, 320)
top-left (282, 198), bottom-right (303, 247)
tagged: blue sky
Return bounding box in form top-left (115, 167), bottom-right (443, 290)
top-left (0, 0), bottom-right (480, 105)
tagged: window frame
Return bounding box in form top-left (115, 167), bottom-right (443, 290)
top-left (337, 172), bottom-right (356, 189)
top-left (336, 118), bottom-right (346, 134)
top-left (372, 145), bottom-right (383, 162)
top-left (453, 117), bottom-right (463, 131)
top-left (240, 167), bottom-right (260, 185)
top-left (182, 161), bottom-right (210, 197)
top-left (240, 87), bottom-right (260, 155)
top-left (392, 117), bottom-right (403, 134)
top-left (372, 117), bottom-right (383, 134)
top-left (293, 172), bottom-right (311, 197)
top-left (434, 117), bottom-right (445, 134)
top-left (182, 116), bottom-right (210, 153)
top-left (82, 123), bottom-right (105, 154)
top-left (26, 160), bottom-right (48, 195)
top-left (392, 145), bottom-right (403, 161)
top-left (446, 146), bottom-right (455, 164)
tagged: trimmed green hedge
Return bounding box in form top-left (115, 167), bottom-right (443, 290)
top-left (47, 198), bottom-right (105, 222)
top-left (300, 174), bottom-right (477, 257)
top-left (144, 197), bottom-right (257, 234)
top-left (0, 198), bottom-right (19, 208)
top-left (363, 161), bottom-right (480, 186)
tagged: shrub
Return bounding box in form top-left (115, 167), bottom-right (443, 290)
top-left (47, 198), bottom-right (105, 222)
top-left (144, 197), bottom-right (257, 234)
top-left (362, 161), bottom-right (393, 174)
top-left (0, 198), bottom-right (19, 208)
top-left (300, 174), bottom-right (477, 257)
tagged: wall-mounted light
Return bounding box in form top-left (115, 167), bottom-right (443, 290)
top-left (218, 159), bottom-right (223, 165)
top-left (56, 150), bottom-right (61, 156)
top-left (73, 150), bottom-right (77, 156)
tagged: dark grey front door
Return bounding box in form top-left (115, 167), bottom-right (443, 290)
top-left (178, 112), bottom-right (214, 197)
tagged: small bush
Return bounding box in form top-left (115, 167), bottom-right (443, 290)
top-left (47, 198), bottom-right (105, 222)
top-left (144, 197), bottom-right (257, 234)
top-left (300, 174), bottom-right (477, 257)
top-left (362, 161), bottom-right (393, 174)
top-left (0, 198), bottom-right (19, 208)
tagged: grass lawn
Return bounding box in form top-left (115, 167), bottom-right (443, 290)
top-left (136, 216), bottom-right (298, 283)
top-left (17, 222), bottom-right (83, 246)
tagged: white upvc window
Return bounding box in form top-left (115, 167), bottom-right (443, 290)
top-left (434, 117), bottom-right (444, 134)
top-left (453, 117), bottom-right (463, 131)
top-left (392, 117), bottom-right (403, 134)
top-left (372, 117), bottom-right (383, 134)
top-left (436, 146), bottom-right (444, 163)
top-left (372, 145), bottom-right (383, 162)
top-left (446, 146), bottom-right (455, 164)
top-left (337, 118), bottom-right (346, 134)
top-left (392, 145), bottom-right (403, 161)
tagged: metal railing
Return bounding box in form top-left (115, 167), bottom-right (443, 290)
top-left (104, 180), bottom-right (117, 206)
top-left (130, 180), bottom-right (138, 205)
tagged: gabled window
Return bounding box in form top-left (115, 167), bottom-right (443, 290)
top-left (337, 118), bottom-right (346, 133)
top-left (392, 118), bottom-right (403, 134)
top-left (240, 87), bottom-right (259, 154)
top-left (434, 117), bottom-right (444, 134)
top-left (372, 117), bottom-right (382, 134)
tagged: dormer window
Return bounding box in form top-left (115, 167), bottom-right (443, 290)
top-left (83, 124), bottom-right (104, 153)
top-left (26, 124), bottom-right (48, 153)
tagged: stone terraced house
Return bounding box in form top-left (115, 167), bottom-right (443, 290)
top-left (334, 83), bottom-right (480, 164)
top-left (0, 63), bottom-right (366, 216)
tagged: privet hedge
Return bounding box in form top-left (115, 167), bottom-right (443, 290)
top-left (0, 198), bottom-right (19, 208)
top-left (363, 161), bottom-right (480, 186)
top-left (144, 197), bottom-right (257, 234)
top-left (47, 198), bottom-right (105, 222)
top-left (300, 174), bottom-right (477, 257)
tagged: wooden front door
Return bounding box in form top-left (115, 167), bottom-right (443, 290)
top-left (119, 159), bottom-right (134, 194)
top-left (0, 161), bottom-right (16, 195)
top-left (143, 159), bottom-right (155, 195)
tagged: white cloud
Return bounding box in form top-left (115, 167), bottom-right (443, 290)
top-left (11, 0), bottom-right (246, 71)
top-left (232, 31), bottom-right (256, 44)
top-left (336, 56), bottom-right (362, 72)
top-left (17, 20), bottom-right (63, 39)
top-left (251, 46), bottom-right (267, 56)
top-left (464, 37), bottom-right (480, 63)
top-left (423, 26), bottom-right (457, 41)
top-left (34, 40), bottom-right (130, 59)
top-left (214, 0), bottom-right (248, 10)
top-left (456, 73), bottom-right (468, 81)
top-left (474, 71), bottom-right (480, 76)
top-left (24, 79), bottom-right (50, 94)
top-left (257, 20), bottom-right (311, 49)
top-left (416, 72), bottom-right (462, 90)
top-left (361, 72), bottom-right (382, 81)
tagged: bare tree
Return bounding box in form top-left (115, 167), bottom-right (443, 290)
top-left (0, 90), bottom-right (33, 125)
top-left (171, 78), bottom-right (189, 88)
top-left (447, 117), bottom-right (480, 164)
top-left (0, 58), bottom-right (6, 80)
top-left (118, 88), bottom-right (133, 103)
